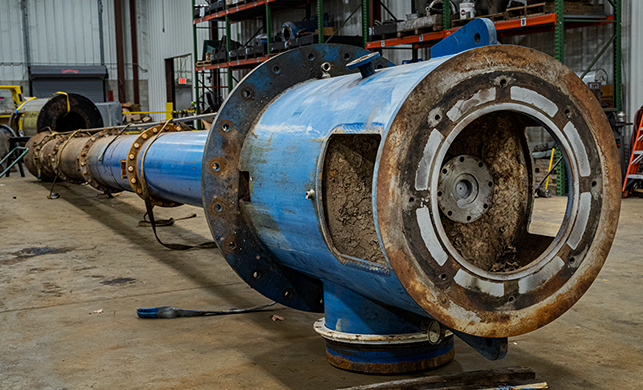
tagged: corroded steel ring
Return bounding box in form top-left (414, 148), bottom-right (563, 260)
top-left (126, 123), bottom-right (186, 208)
top-left (78, 128), bottom-right (122, 192)
top-left (50, 132), bottom-right (89, 184)
top-left (23, 131), bottom-right (63, 181)
top-left (314, 318), bottom-right (454, 374)
top-left (378, 45), bottom-right (621, 338)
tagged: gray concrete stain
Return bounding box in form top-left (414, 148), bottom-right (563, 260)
top-left (1, 246), bottom-right (74, 266)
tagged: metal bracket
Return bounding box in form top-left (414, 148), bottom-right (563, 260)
top-left (431, 18), bottom-right (498, 59)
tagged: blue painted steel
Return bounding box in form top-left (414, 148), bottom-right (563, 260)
top-left (143, 131), bottom-right (208, 207)
top-left (323, 282), bottom-right (421, 335)
top-left (87, 131), bottom-right (207, 207)
top-left (239, 55), bottom-right (456, 317)
top-left (87, 136), bottom-right (134, 191)
top-left (346, 52), bottom-right (381, 78)
top-left (431, 18), bottom-right (498, 59)
top-left (322, 284), bottom-right (454, 370)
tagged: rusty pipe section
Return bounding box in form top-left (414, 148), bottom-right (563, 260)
top-left (23, 125), bottom-right (208, 207)
top-left (10, 93), bottom-right (104, 137)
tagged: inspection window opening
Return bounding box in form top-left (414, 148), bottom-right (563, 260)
top-left (322, 134), bottom-right (386, 266)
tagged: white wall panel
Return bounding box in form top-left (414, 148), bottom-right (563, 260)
top-left (143, 0), bottom-right (208, 118)
top-left (0, 0), bottom-right (27, 81)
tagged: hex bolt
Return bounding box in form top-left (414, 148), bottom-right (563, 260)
top-left (131, 178), bottom-right (137, 184)
top-left (128, 166), bottom-right (134, 172)
top-left (134, 143), bottom-right (140, 149)
top-left (142, 134), bottom-right (148, 140)
top-left (129, 154), bottom-right (135, 160)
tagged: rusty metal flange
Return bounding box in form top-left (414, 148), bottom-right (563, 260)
top-left (202, 44), bottom-right (393, 312)
top-left (78, 128), bottom-right (123, 192)
top-left (50, 131), bottom-right (89, 184)
top-left (126, 123), bottom-right (186, 207)
top-left (34, 132), bottom-right (64, 181)
top-left (377, 45), bottom-right (621, 338)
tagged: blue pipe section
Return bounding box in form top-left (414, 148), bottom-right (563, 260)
top-left (240, 55), bottom-right (454, 316)
top-left (143, 131), bottom-right (207, 207)
top-left (323, 282), bottom-right (421, 334)
top-left (87, 130), bottom-right (207, 207)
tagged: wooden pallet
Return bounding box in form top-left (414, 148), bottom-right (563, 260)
top-left (195, 60), bottom-right (212, 68)
top-left (396, 14), bottom-right (442, 38)
top-left (544, 1), bottom-right (606, 16)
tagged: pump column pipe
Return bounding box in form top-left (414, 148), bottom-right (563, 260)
top-left (24, 125), bottom-right (207, 207)
top-left (19, 20), bottom-right (621, 375)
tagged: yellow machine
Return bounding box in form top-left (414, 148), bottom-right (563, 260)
top-left (0, 86), bottom-right (25, 126)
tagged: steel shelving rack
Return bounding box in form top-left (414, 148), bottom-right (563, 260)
top-left (192, 0), bottom-right (371, 121)
top-left (192, 0), bottom-right (622, 195)
top-left (365, 0), bottom-right (621, 196)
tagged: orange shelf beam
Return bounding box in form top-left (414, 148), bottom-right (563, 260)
top-left (368, 13), bottom-right (562, 49)
top-left (195, 55), bottom-right (272, 72)
top-left (194, 1), bottom-right (268, 24)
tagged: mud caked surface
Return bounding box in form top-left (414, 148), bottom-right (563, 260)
top-left (322, 134), bottom-right (386, 265)
top-left (440, 111), bottom-right (534, 272)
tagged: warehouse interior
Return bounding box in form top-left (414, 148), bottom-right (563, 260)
top-left (1, 0), bottom-right (642, 389)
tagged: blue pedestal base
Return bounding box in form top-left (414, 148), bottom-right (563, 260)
top-left (316, 282), bottom-right (455, 373)
top-left (315, 318), bottom-right (454, 373)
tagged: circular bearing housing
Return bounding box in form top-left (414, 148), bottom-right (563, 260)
top-left (377, 45), bottom-right (621, 338)
top-left (438, 155), bottom-right (494, 223)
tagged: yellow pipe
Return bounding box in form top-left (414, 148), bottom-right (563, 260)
top-left (545, 147), bottom-right (555, 190)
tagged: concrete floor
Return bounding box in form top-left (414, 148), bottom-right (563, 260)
top-left (0, 175), bottom-right (642, 389)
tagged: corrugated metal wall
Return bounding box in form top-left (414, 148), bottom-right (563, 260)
top-left (0, 0), bottom-right (28, 83)
top-left (28, 0), bottom-right (103, 65)
top-left (0, 0), bottom-right (207, 117)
